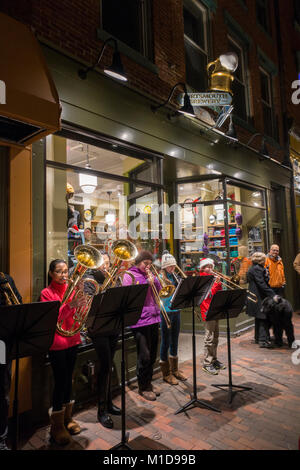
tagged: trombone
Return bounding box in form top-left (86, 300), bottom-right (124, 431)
top-left (211, 269), bottom-right (257, 303)
top-left (146, 266), bottom-right (172, 329)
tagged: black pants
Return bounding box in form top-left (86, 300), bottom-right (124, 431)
top-left (0, 360), bottom-right (12, 446)
top-left (92, 333), bottom-right (119, 409)
top-left (255, 318), bottom-right (270, 343)
top-left (48, 346), bottom-right (78, 411)
top-left (132, 323), bottom-right (159, 390)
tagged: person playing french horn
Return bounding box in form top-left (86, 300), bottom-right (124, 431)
top-left (159, 251), bottom-right (187, 385)
top-left (122, 250), bottom-right (162, 401)
top-left (40, 259), bottom-right (86, 446)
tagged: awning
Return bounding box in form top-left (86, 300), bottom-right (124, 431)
top-left (0, 12), bottom-right (61, 146)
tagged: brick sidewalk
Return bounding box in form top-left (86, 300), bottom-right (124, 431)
top-left (21, 314), bottom-right (300, 451)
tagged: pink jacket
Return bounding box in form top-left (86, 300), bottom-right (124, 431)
top-left (40, 281), bottom-right (81, 351)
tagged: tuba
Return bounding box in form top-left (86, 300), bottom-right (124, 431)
top-left (57, 244), bottom-right (103, 337)
top-left (0, 272), bottom-right (20, 305)
top-left (100, 239), bottom-right (138, 291)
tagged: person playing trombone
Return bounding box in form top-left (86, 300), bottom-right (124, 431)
top-left (122, 250), bottom-right (161, 401)
top-left (159, 251), bottom-right (187, 385)
top-left (199, 258), bottom-right (226, 375)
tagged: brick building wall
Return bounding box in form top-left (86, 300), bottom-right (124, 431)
top-left (1, 0), bottom-right (299, 162)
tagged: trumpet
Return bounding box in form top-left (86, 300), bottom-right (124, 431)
top-left (57, 244), bottom-right (104, 336)
top-left (146, 266), bottom-right (171, 329)
top-left (212, 270), bottom-right (257, 303)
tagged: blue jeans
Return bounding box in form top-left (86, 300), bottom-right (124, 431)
top-left (160, 311), bottom-right (180, 362)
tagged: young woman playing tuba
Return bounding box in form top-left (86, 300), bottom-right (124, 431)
top-left (40, 259), bottom-right (86, 445)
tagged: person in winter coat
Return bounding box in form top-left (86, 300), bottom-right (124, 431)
top-left (199, 258), bottom-right (225, 375)
top-left (159, 251), bottom-right (187, 386)
top-left (265, 245), bottom-right (286, 296)
top-left (246, 252), bottom-right (276, 348)
top-left (122, 250), bottom-right (161, 401)
top-left (40, 259), bottom-right (86, 445)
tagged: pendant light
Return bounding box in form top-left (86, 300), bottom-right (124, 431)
top-left (79, 145), bottom-right (97, 194)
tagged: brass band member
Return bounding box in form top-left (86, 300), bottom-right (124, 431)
top-left (159, 251), bottom-right (187, 385)
top-left (0, 273), bottom-right (22, 451)
top-left (199, 258), bottom-right (226, 375)
top-left (122, 251), bottom-right (161, 401)
top-left (85, 252), bottom-right (122, 429)
top-left (40, 259), bottom-right (85, 446)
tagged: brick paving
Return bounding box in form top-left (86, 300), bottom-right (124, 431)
top-left (20, 314), bottom-right (300, 451)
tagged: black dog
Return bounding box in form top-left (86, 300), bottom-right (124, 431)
top-left (262, 296), bottom-right (295, 348)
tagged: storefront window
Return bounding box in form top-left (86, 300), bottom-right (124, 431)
top-left (177, 178), bottom-right (268, 282)
top-left (46, 134), bottom-right (163, 270)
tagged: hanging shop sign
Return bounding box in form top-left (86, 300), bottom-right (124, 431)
top-left (179, 92), bottom-right (232, 107)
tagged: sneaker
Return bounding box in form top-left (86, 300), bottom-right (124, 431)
top-left (259, 341), bottom-right (273, 349)
top-left (138, 389), bottom-right (156, 401)
top-left (213, 360), bottom-right (226, 370)
top-left (150, 384), bottom-right (161, 396)
top-left (202, 364), bottom-right (219, 375)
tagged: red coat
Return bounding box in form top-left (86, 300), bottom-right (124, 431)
top-left (40, 281), bottom-right (81, 351)
top-left (199, 272), bottom-right (222, 321)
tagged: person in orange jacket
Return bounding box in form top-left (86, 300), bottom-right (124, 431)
top-left (199, 258), bottom-right (225, 375)
top-left (265, 245), bottom-right (286, 296)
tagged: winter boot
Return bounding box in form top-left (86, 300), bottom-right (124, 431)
top-left (169, 356), bottom-right (187, 381)
top-left (49, 408), bottom-right (72, 445)
top-left (159, 360), bottom-right (178, 385)
top-left (64, 401), bottom-right (81, 435)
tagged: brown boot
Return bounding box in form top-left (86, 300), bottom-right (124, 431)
top-left (169, 356), bottom-right (187, 381)
top-left (160, 360), bottom-right (178, 385)
top-left (64, 401), bottom-right (81, 435)
top-left (49, 409), bottom-right (72, 445)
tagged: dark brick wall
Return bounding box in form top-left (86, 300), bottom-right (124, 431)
top-left (1, 0), bottom-right (299, 161)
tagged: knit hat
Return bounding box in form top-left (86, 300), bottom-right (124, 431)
top-left (199, 258), bottom-right (215, 270)
top-left (161, 251), bottom-right (176, 269)
top-left (135, 250), bottom-right (154, 265)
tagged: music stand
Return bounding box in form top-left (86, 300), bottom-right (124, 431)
top-left (206, 289), bottom-right (252, 404)
top-left (170, 275), bottom-right (220, 415)
top-left (88, 284), bottom-right (148, 450)
top-left (0, 301), bottom-right (60, 451)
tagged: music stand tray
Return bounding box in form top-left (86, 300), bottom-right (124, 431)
top-left (170, 275), bottom-right (220, 415)
top-left (88, 284), bottom-right (148, 450)
top-left (0, 301), bottom-right (60, 450)
top-left (206, 289), bottom-right (252, 404)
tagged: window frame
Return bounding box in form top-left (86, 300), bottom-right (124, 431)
top-left (259, 66), bottom-right (275, 138)
top-left (99, 0), bottom-right (153, 60)
top-left (256, 0), bottom-right (271, 36)
top-left (183, 0), bottom-right (209, 91)
top-left (228, 34), bottom-right (249, 121)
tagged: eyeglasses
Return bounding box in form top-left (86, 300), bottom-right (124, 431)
top-left (54, 270), bottom-right (69, 275)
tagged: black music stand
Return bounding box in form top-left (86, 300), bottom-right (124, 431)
top-left (170, 275), bottom-right (220, 415)
top-left (88, 284), bottom-right (148, 450)
top-left (0, 301), bottom-right (60, 451)
top-left (206, 289), bottom-right (252, 404)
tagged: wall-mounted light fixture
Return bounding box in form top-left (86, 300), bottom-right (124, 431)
top-left (225, 114), bottom-right (238, 141)
top-left (79, 145), bottom-right (97, 194)
top-left (246, 133), bottom-right (269, 159)
top-left (151, 82), bottom-right (195, 117)
top-left (78, 37), bottom-right (127, 82)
